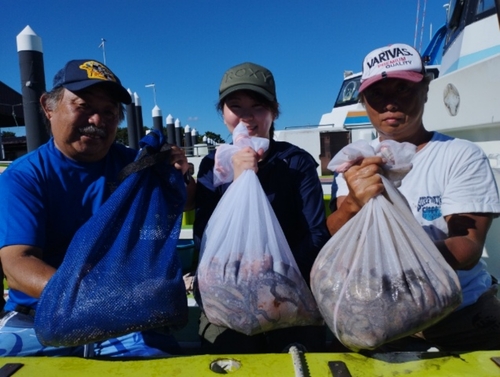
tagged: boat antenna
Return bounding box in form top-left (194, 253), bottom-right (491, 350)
top-left (419, 0), bottom-right (428, 52)
top-left (414, 0), bottom-right (421, 48)
top-left (145, 83), bottom-right (157, 106)
top-left (98, 38), bottom-right (106, 65)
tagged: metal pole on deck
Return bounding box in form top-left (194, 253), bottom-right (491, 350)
top-left (16, 25), bottom-right (49, 151)
top-left (191, 128), bottom-right (198, 156)
top-left (184, 125), bottom-right (192, 156)
top-left (126, 88), bottom-right (138, 149)
top-left (152, 105), bottom-right (163, 133)
top-left (203, 135), bottom-right (209, 152)
top-left (134, 92), bottom-right (144, 140)
top-left (166, 114), bottom-right (175, 145)
top-left (174, 118), bottom-right (182, 147)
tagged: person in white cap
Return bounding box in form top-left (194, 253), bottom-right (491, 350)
top-left (327, 43), bottom-right (500, 351)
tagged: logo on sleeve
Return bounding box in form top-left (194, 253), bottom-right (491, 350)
top-left (417, 195), bottom-right (442, 221)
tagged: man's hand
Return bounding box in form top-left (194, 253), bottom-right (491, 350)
top-left (327, 156), bottom-right (385, 235)
top-left (169, 146), bottom-right (196, 211)
top-left (342, 156), bottom-right (385, 212)
top-left (169, 146), bottom-right (189, 175)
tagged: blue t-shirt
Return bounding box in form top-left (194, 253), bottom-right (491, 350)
top-left (194, 139), bottom-right (330, 284)
top-left (0, 139), bottom-right (137, 310)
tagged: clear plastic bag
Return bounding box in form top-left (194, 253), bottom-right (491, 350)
top-left (196, 124), bottom-right (322, 335)
top-left (311, 141), bottom-right (462, 351)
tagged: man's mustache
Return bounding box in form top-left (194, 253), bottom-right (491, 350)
top-left (79, 125), bottom-right (107, 138)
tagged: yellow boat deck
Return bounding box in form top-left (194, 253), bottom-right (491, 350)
top-left (2, 351), bottom-right (500, 376)
top-left (3, 181), bottom-right (500, 375)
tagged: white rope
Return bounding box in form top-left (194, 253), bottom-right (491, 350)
top-left (289, 345), bottom-right (306, 377)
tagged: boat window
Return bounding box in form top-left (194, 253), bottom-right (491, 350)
top-left (334, 76), bottom-right (361, 108)
top-left (425, 67), bottom-right (440, 80)
top-left (474, 0), bottom-right (497, 21)
top-left (444, 0), bottom-right (497, 53)
top-left (319, 131), bottom-right (349, 176)
top-left (443, 0), bottom-right (472, 52)
top-left (476, 0), bottom-right (495, 13)
top-left (447, 0), bottom-right (465, 29)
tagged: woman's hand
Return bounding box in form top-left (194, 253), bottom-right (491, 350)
top-left (232, 147), bottom-right (264, 180)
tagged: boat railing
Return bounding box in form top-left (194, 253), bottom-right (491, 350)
top-left (422, 24), bottom-right (447, 65)
top-left (182, 143), bottom-right (217, 157)
top-left (282, 124), bottom-right (325, 130)
top-left (0, 161), bottom-right (12, 174)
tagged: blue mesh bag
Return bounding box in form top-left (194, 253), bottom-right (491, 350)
top-left (34, 130), bottom-right (188, 347)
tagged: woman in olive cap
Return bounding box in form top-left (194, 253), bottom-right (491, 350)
top-left (193, 62), bottom-right (332, 354)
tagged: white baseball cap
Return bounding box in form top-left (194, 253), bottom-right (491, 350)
top-left (359, 43), bottom-right (425, 92)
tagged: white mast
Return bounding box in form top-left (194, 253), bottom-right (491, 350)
top-left (98, 38), bottom-right (106, 64)
top-left (145, 83), bottom-right (157, 106)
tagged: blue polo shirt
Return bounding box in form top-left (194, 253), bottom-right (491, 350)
top-left (0, 139), bottom-right (137, 311)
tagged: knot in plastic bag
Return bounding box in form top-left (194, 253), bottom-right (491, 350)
top-left (376, 140), bottom-right (416, 187)
top-left (327, 139), bottom-right (416, 187)
top-left (213, 123), bottom-right (270, 186)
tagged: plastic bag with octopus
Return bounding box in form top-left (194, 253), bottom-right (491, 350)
top-left (311, 139), bottom-right (462, 351)
top-left (196, 123), bottom-right (323, 335)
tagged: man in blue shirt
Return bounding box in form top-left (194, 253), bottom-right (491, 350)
top-left (0, 59), bottom-right (194, 356)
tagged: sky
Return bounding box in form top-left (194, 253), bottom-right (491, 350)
top-left (1, 0), bottom-right (449, 141)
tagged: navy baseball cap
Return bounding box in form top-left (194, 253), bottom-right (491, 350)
top-left (52, 59), bottom-right (131, 104)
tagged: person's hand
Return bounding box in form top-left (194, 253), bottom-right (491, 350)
top-left (232, 147), bottom-right (264, 180)
top-left (169, 146), bottom-right (195, 209)
top-left (328, 156), bottom-right (386, 236)
top-left (343, 156), bottom-right (385, 212)
top-left (169, 146), bottom-right (189, 175)
top-left (183, 272), bottom-right (195, 293)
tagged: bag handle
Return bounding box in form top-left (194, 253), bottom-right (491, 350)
top-left (117, 130), bottom-right (175, 182)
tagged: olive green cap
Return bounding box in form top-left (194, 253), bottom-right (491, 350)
top-left (219, 62), bottom-right (277, 102)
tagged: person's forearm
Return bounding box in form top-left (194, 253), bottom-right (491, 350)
top-left (1, 247), bottom-right (56, 298)
top-left (434, 237), bottom-right (483, 270)
top-left (436, 213), bottom-right (492, 270)
top-left (326, 196), bottom-right (361, 235)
